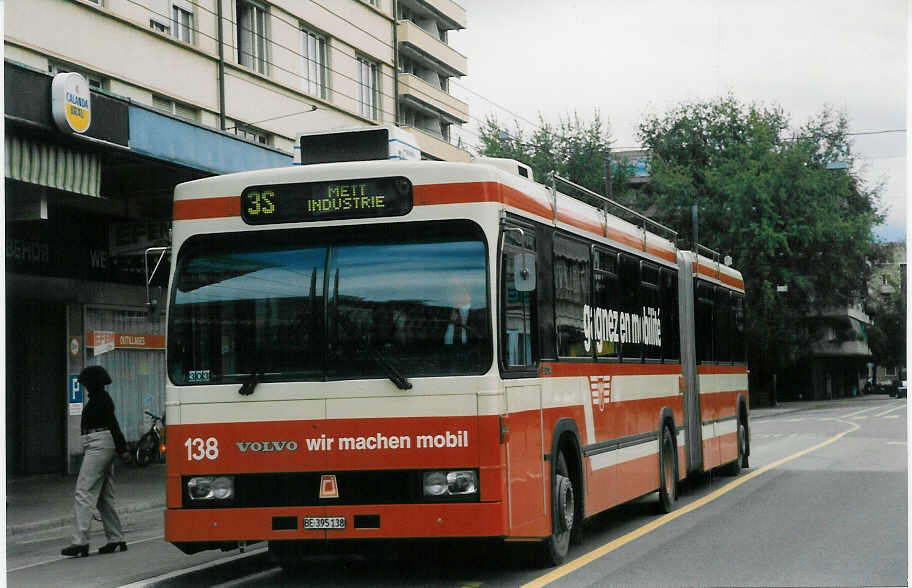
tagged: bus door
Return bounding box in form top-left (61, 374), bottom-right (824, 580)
top-left (500, 222), bottom-right (545, 534)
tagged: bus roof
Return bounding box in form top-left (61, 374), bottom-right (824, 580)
top-left (173, 159), bottom-right (744, 287)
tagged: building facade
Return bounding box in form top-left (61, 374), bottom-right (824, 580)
top-left (868, 241), bottom-right (907, 387)
top-left (4, 0), bottom-right (469, 475)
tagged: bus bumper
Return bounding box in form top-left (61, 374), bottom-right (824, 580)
top-left (165, 502), bottom-right (506, 547)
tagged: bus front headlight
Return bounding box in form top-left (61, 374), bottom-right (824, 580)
top-left (422, 470), bottom-right (478, 498)
top-left (187, 476), bottom-right (234, 500)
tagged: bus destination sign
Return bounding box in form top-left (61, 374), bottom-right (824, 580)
top-left (241, 176), bottom-right (413, 224)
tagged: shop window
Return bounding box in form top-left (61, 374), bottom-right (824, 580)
top-left (84, 307), bottom-right (166, 443)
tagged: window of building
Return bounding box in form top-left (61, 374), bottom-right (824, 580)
top-left (48, 62), bottom-right (105, 89)
top-left (172, 5), bottom-right (193, 43)
top-left (232, 124), bottom-right (270, 145)
top-left (152, 95), bottom-right (199, 122)
top-left (300, 26), bottom-right (328, 99)
top-left (357, 56), bottom-right (380, 120)
top-left (237, 0), bottom-right (268, 74)
top-left (150, 19), bottom-right (169, 34)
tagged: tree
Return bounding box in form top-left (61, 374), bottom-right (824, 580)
top-left (477, 111), bottom-right (635, 202)
top-left (638, 96), bottom-right (885, 400)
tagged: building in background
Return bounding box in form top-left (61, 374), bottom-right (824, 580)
top-left (4, 0), bottom-right (470, 475)
top-left (868, 241), bottom-right (907, 388)
top-left (395, 0), bottom-right (469, 161)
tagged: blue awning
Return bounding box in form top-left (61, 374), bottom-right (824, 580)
top-left (128, 106), bottom-right (292, 174)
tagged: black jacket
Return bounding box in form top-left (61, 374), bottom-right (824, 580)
top-left (80, 389), bottom-right (127, 454)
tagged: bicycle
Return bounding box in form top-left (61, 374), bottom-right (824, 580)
top-left (134, 410), bottom-right (165, 467)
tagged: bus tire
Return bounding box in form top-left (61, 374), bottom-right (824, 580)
top-left (657, 426), bottom-right (677, 514)
top-left (539, 451), bottom-right (574, 566)
top-left (720, 417), bottom-right (745, 476)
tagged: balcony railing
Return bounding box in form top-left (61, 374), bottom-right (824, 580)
top-left (398, 73), bottom-right (468, 123)
top-left (397, 20), bottom-right (467, 77)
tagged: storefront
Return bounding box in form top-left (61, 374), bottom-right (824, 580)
top-left (5, 60), bottom-right (292, 474)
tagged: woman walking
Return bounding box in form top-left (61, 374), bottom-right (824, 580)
top-left (61, 365), bottom-right (129, 557)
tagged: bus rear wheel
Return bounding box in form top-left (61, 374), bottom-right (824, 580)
top-left (539, 451), bottom-right (574, 566)
top-left (720, 418), bottom-right (745, 476)
top-left (657, 427), bottom-right (677, 514)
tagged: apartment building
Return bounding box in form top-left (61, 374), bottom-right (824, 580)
top-left (4, 0), bottom-right (469, 475)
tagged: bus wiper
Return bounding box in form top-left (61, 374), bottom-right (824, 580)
top-left (239, 372), bottom-right (262, 396)
top-left (369, 348), bottom-right (413, 390)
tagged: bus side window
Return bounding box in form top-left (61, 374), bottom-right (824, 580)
top-left (618, 254), bottom-right (640, 361)
top-left (501, 225), bottom-right (537, 369)
top-left (554, 235), bottom-right (591, 359)
top-left (641, 262), bottom-right (661, 361)
top-left (714, 287), bottom-right (732, 363)
top-left (732, 293), bottom-right (746, 363)
top-left (695, 281), bottom-right (714, 364)
top-left (660, 268), bottom-right (680, 362)
top-left (593, 248), bottom-right (619, 360)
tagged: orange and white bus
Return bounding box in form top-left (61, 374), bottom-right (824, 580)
top-left (161, 131), bottom-right (749, 566)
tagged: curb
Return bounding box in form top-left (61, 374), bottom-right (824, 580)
top-left (6, 499), bottom-right (165, 538)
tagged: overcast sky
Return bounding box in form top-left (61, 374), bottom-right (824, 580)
top-left (448, 0), bottom-right (907, 242)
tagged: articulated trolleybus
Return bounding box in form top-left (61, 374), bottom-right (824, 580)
top-left (163, 127), bottom-right (749, 566)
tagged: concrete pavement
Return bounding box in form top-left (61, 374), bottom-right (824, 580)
top-left (4, 394), bottom-right (893, 541)
top-left (6, 461), bottom-right (166, 539)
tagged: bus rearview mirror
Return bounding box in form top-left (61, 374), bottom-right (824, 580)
top-left (514, 253), bottom-right (536, 292)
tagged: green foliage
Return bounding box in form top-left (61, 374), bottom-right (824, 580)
top-left (637, 95), bottom-right (885, 374)
top-left (477, 111), bottom-right (633, 200)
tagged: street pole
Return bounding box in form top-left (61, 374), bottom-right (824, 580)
top-left (692, 204), bottom-right (699, 247)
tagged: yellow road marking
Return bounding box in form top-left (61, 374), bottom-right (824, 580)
top-left (523, 419), bottom-right (861, 588)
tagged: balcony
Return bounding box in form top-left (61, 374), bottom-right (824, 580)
top-left (414, 0), bottom-right (467, 29)
top-left (398, 73), bottom-right (468, 124)
top-left (406, 126), bottom-right (470, 162)
top-left (397, 20), bottom-right (468, 77)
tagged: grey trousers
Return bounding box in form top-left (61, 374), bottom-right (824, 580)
top-left (71, 431), bottom-right (124, 545)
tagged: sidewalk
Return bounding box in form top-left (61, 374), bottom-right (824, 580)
top-left (749, 392), bottom-right (889, 420)
top-left (6, 462), bottom-right (166, 538)
top-left (4, 394), bottom-right (893, 540)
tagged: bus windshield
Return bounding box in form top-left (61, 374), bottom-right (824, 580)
top-left (168, 221), bottom-right (490, 386)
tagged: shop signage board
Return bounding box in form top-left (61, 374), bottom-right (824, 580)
top-left (92, 330), bottom-right (116, 355)
top-left (87, 331), bottom-right (165, 351)
top-left (68, 375), bottom-right (83, 416)
top-left (51, 72), bottom-right (92, 134)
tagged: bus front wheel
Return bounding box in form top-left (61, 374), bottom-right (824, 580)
top-left (539, 451), bottom-right (574, 566)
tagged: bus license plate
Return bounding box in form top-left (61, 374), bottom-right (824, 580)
top-left (302, 517), bottom-right (346, 530)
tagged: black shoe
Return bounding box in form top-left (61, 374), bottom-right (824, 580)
top-left (61, 544), bottom-right (89, 557)
top-left (98, 541), bottom-right (127, 554)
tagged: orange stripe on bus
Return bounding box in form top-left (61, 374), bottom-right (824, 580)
top-left (695, 262), bottom-right (744, 290)
top-left (173, 196), bottom-right (241, 220)
top-left (543, 362), bottom-right (682, 377)
top-left (697, 365), bottom-right (748, 375)
top-left (413, 182), bottom-right (553, 219)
